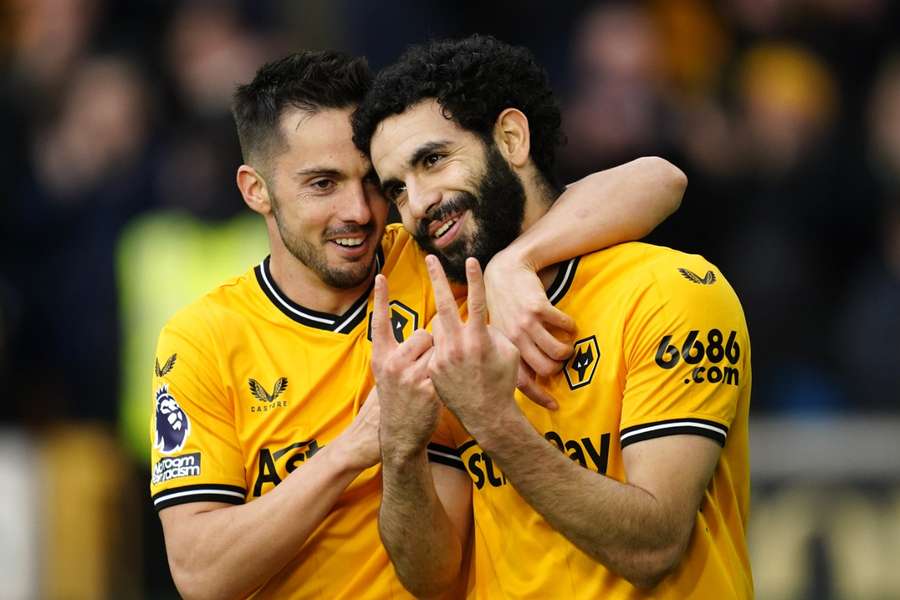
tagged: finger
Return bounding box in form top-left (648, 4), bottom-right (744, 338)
top-left (539, 303), bottom-right (576, 334)
top-left (465, 257), bottom-right (487, 325)
top-left (371, 274), bottom-right (398, 350)
top-left (395, 329), bottom-right (434, 362)
top-left (516, 363), bottom-right (558, 410)
top-left (516, 336), bottom-right (564, 379)
top-left (426, 255), bottom-right (462, 335)
top-left (410, 346), bottom-right (435, 378)
top-left (527, 322), bottom-right (574, 363)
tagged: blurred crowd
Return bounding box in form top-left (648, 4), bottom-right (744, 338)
top-left (1, 0), bottom-right (899, 432)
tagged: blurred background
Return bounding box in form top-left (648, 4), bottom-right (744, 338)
top-left (0, 0), bottom-right (898, 598)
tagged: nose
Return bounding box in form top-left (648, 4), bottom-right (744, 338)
top-left (337, 180), bottom-right (373, 224)
top-left (406, 178), bottom-right (442, 221)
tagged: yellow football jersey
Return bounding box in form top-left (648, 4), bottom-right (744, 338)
top-left (450, 242), bottom-right (752, 599)
top-left (149, 224), bottom-right (464, 599)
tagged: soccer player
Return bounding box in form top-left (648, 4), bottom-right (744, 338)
top-left (355, 35), bottom-right (752, 598)
top-left (150, 51), bottom-right (687, 599)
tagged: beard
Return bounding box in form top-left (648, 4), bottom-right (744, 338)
top-left (271, 196), bottom-right (375, 289)
top-left (412, 141), bottom-right (526, 282)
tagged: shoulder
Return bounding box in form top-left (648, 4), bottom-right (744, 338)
top-left (381, 223), bottom-right (414, 254)
top-left (161, 268), bottom-right (258, 342)
top-left (380, 222), bottom-right (430, 275)
top-left (580, 242), bottom-right (740, 305)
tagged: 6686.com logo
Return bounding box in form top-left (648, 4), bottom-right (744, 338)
top-left (655, 329), bottom-right (741, 386)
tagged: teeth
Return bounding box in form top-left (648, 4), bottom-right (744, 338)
top-left (335, 238), bottom-right (363, 247)
top-left (434, 219), bottom-right (457, 238)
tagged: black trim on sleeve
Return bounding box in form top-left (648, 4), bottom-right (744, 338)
top-left (456, 439), bottom-right (480, 456)
top-left (427, 443), bottom-right (466, 471)
top-left (620, 417), bottom-right (728, 449)
top-left (152, 483), bottom-right (246, 512)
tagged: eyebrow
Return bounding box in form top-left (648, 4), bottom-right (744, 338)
top-left (377, 139), bottom-right (452, 194)
top-left (407, 140), bottom-right (451, 170)
top-left (295, 167), bottom-right (342, 178)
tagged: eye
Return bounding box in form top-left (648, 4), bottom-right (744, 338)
top-left (423, 153), bottom-right (442, 168)
top-left (383, 182), bottom-right (407, 203)
top-left (310, 178), bottom-right (335, 192)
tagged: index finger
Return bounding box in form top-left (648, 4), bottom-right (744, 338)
top-left (371, 274), bottom-right (398, 350)
top-left (539, 303), bottom-right (576, 334)
top-left (426, 255), bottom-right (462, 335)
top-left (465, 257), bottom-right (487, 325)
top-left (516, 362), bottom-right (559, 411)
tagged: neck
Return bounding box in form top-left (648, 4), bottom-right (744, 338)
top-left (268, 244), bottom-right (374, 315)
top-left (519, 170), bottom-right (563, 288)
top-left (519, 169), bottom-right (559, 235)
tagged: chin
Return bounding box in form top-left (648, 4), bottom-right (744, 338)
top-left (324, 262), bottom-right (375, 289)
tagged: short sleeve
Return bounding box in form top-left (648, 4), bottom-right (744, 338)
top-left (149, 311), bottom-right (247, 511)
top-left (619, 260), bottom-right (750, 450)
top-left (427, 408), bottom-right (466, 471)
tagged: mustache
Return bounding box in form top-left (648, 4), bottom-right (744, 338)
top-left (415, 194), bottom-right (476, 239)
top-left (324, 223), bottom-right (374, 238)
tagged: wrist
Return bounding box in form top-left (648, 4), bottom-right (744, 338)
top-left (381, 445), bottom-right (429, 473)
top-left (325, 434), bottom-right (367, 475)
top-left (490, 242), bottom-right (539, 274)
top-left (462, 401), bottom-right (527, 453)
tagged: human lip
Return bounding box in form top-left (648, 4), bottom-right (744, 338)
top-left (327, 231), bottom-right (371, 257)
top-left (429, 211), bottom-right (468, 249)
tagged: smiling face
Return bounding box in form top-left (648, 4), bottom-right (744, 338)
top-left (267, 106), bottom-right (388, 289)
top-left (370, 100), bottom-right (526, 282)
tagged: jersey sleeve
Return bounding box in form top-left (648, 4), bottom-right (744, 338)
top-left (149, 308), bottom-right (247, 511)
top-left (619, 258), bottom-right (750, 450)
top-left (427, 408), bottom-right (466, 471)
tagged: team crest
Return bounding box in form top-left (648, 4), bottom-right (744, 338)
top-left (249, 377), bottom-right (289, 403)
top-left (564, 335), bottom-right (600, 390)
top-left (155, 353), bottom-right (177, 377)
top-left (367, 300), bottom-right (419, 343)
top-left (154, 384), bottom-right (191, 454)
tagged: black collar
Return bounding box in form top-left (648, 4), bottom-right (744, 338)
top-left (545, 257), bottom-right (579, 305)
top-left (254, 248), bottom-right (383, 333)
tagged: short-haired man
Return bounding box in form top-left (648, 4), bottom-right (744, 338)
top-left (355, 35), bottom-right (752, 598)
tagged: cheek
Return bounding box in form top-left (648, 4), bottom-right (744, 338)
top-left (398, 205), bottom-right (416, 230)
top-left (371, 196), bottom-right (390, 223)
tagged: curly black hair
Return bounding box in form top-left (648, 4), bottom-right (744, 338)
top-left (352, 35), bottom-right (563, 191)
top-left (232, 50), bottom-right (372, 167)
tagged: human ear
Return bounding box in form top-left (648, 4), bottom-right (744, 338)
top-left (493, 108), bottom-right (531, 168)
top-left (236, 164), bottom-right (272, 215)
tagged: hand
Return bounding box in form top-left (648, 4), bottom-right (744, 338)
top-left (484, 248), bottom-right (575, 378)
top-left (334, 386), bottom-right (381, 471)
top-left (426, 255), bottom-right (526, 435)
top-left (370, 274), bottom-right (442, 462)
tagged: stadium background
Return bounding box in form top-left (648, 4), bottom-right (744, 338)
top-left (1, 0), bottom-right (898, 598)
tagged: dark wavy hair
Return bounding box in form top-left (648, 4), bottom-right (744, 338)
top-left (232, 50), bottom-right (372, 168)
top-left (352, 35), bottom-right (563, 191)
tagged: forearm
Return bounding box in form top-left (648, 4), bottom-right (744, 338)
top-left (165, 441), bottom-right (363, 600)
top-left (380, 450), bottom-right (463, 598)
top-left (469, 409), bottom-right (685, 587)
top-left (505, 157), bottom-right (686, 270)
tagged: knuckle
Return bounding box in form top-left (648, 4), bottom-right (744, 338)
top-left (527, 298), bottom-right (546, 314)
top-left (549, 344), bottom-right (571, 361)
top-left (514, 317), bottom-right (532, 334)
